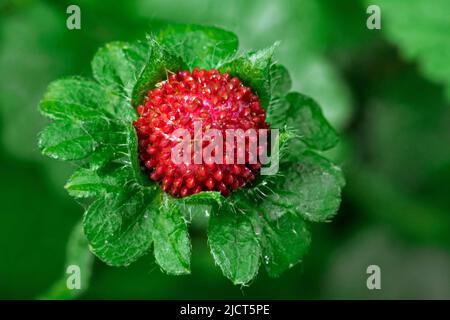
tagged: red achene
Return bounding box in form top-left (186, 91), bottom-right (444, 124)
top-left (133, 67), bottom-right (269, 197)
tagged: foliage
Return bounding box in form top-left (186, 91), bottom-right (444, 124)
top-left (37, 24), bottom-right (344, 285)
top-left (1, 0), bottom-right (449, 299)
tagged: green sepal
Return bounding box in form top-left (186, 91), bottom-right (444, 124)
top-left (152, 193), bottom-right (191, 275)
top-left (83, 186), bottom-right (158, 266)
top-left (92, 41), bottom-right (149, 98)
top-left (266, 64), bottom-right (292, 126)
top-left (251, 211), bottom-right (311, 277)
top-left (285, 92), bottom-right (339, 151)
top-left (265, 150), bottom-right (345, 222)
top-left (157, 24), bottom-right (239, 70)
top-left (131, 38), bottom-right (187, 107)
top-left (219, 44), bottom-right (277, 108)
top-left (208, 203), bottom-right (261, 285)
top-left (65, 166), bottom-right (131, 199)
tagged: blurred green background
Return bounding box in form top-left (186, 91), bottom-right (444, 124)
top-left (1, 0), bottom-right (449, 299)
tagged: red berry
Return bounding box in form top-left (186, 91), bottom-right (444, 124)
top-left (133, 68), bottom-right (269, 197)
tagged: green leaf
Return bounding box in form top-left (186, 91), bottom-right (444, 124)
top-left (92, 41), bottom-right (149, 97)
top-left (252, 211), bottom-right (311, 277)
top-left (219, 45), bottom-right (276, 108)
top-left (208, 204), bottom-right (260, 285)
top-left (266, 64), bottom-right (292, 126)
top-left (40, 100), bottom-right (106, 122)
top-left (65, 166), bottom-right (130, 198)
top-left (39, 77), bottom-right (120, 119)
top-left (285, 92), bottom-right (339, 151)
top-left (89, 145), bottom-right (127, 170)
top-left (373, 0), bottom-right (450, 101)
top-left (267, 151), bottom-right (345, 222)
top-left (38, 118), bottom-right (125, 161)
top-left (131, 38), bottom-right (186, 106)
top-left (152, 194), bottom-right (191, 275)
top-left (38, 120), bottom-right (97, 161)
top-left (157, 24), bottom-right (239, 70)
top-left (41, 77), bottom-right (105, 109)
top-left (270, 64), bottom-right (292, 96)
top-left (83, 187), bottom-right (157, 266)
top-left (38, 221), bottom-right (94, 300)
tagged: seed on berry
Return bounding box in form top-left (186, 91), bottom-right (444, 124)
top-left (205, 178), bottom-right (215, 190)
top-left (213, 170), bottom-right (223, 181)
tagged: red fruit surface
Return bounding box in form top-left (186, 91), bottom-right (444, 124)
top-left (133, 67), bottom-right (269, 197)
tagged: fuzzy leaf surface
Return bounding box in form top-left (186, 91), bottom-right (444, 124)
top-left (158, 24), bottom-right (239, 70)
top-left (285, 92), bottom-right (339, 151)
top-left (65, 166), bottom-right (131, 198)
top-left (38, 118), bottom-right (125, 161)
top-left (266, 151), bottom-right (345, 222)
top-left (208, 204), bottom-right (260, 285)
top-left (219, 45), bottom-right (276, 108)
top-left (83, 188), bottom-right (157, 266)
top-left (152, 194), bottom-right (191, 275)
top-left (131, 39), bottom-right (186, 106)
top-left (266, 64), bottom-right (292, 126)
top-left (251, 211), bottom-right (311, 277)
top-left (92, 41), bottom-right (149, 97)
top-left (39, 77), bottom-right (127, 120)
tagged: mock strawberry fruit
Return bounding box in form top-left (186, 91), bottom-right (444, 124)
top-left (133, 67), bottom-right (269, 197)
